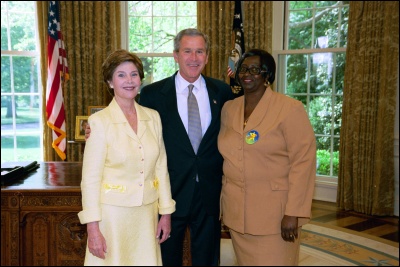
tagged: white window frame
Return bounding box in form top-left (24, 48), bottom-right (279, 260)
top-left (1, 2), bottom-right (43, 163)
top-left (273, 2), bottom-right (347, 202)
top-left (120, 1), bottom-right (197, 86)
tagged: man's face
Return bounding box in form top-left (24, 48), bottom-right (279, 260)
top-left (173, 35), bottom-right (209, 83)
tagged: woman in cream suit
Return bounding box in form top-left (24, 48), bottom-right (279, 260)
top-left (78, 49), bottom-right (175, 266)
top-left (218, 49), bottom-right (316, 266)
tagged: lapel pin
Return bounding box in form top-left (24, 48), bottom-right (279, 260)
top-left (245, 130), bottom-right (259, 145)
top-left (213, 99), bottom-right (217, 104)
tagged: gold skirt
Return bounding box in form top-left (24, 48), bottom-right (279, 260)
top-left (229, 227), bottom-right (302, 266)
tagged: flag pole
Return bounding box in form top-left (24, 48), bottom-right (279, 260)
top-left (46, 1), bottom-right (69, 161)
top-left (228, 0), bottom-right (245, 97)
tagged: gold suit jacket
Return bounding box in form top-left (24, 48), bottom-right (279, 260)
top-left (218, 88), bottom-right (316, 235)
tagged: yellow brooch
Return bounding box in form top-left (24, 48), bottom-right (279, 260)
top-left (103, 183), bottom-right (126, 193)
top-left (152, 178), bottom-right (159, 190)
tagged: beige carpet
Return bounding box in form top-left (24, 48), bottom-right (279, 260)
top-left (220, 222), bottom-right (399, 266)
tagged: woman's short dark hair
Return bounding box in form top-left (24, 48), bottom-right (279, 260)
top-left (102, 49), bottom-right (144, 87)
top-left (235, 49), bottom-right (276, 85)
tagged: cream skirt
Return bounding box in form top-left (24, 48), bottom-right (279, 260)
top-left (84, 201), bottom-right (161, 266)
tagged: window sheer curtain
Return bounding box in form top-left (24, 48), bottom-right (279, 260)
top-left (197, 1), bottom-right (272, 84)
top-left (337, 1), bottom-right (399, 215)
top-left (37, 1), bottom-right (120, 162)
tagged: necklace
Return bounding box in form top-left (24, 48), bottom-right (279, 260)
top-left (243, 118), bottom-right (249, 128)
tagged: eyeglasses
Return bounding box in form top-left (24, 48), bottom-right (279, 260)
top-left (238, 66), bottom-right (267, 75)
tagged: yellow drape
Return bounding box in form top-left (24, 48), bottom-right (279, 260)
top-left (197, 1), bottom-right (272, 83)
top-left (337, 1), bottom-right (398, 215)
top-left (37, 1), bottom-right (121, 161)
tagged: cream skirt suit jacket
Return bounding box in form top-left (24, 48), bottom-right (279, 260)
top-left (78, 98), bottom-right (175, 266)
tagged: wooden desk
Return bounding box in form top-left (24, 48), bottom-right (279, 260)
top-left (1, 162), bottom-right (85, 266)
top-left (1, 162), bottom-right (193, 266)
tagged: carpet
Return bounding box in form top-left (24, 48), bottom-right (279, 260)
top-left (220, 222), bottom-right (399, 266)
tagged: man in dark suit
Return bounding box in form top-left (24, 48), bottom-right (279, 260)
top-left (139, 28), bottom-right (234, 266)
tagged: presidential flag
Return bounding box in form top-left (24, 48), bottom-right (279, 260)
top-left (46, 1), bottom-right (69, 160)
top-left (228, 0), bottom-right (245, 96)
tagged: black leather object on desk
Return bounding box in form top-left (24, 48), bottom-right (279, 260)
top-left (1, 161), bottom-right (40, 186)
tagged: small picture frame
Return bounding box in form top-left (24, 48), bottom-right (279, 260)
top-left (75, 116), bottom-right (89, 141)
top-left (87, 106), bottom-right (106, 116)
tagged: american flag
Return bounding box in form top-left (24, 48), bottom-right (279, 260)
top-left (46, 1), bottom-right (69, 160)
top-left (228, 0), bottom-right (245, 97)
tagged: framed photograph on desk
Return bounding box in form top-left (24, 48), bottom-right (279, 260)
top-left (87, 106), bottom-right (106, 115)
top-left (75, 116), bottom-right (89, 141)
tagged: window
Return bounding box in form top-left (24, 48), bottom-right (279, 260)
top-left (124, 1), bottom-right (197, 88)
top-left (274, 1), bottom-right (349, 180)
top-left (1, 1), bottom-right (43, 163)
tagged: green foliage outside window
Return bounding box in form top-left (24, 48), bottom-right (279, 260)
top-left (127, 1), bottom-right (197, 87)
top-left (284, 1), bottom-right (349, 177)
top-left (1, 1), bottom-right (41, 163)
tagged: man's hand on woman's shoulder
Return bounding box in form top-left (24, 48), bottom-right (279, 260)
top-left (85, 124), bottom-right (91, 141)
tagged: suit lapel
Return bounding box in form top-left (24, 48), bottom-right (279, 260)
top-left (202, 76), bottom-right (220, 141)
top-left (244, 88), bottom-right (274, 131)
top-left (231, 97), bottom-right (245, 134)
top-left (161, 75), bottom-right (182, 126)
top-left (160, 74), bottom-right (192, 146)
top-left (135, 103), bottom-right (149, 140)
top-left (108, 98), bottom-right (142, 144)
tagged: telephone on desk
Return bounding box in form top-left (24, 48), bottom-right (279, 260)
top-left (1, 161), bottom-right (40, 186)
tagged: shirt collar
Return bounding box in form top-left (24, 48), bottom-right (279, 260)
top-left (176, 71), bottom-right (203, 93)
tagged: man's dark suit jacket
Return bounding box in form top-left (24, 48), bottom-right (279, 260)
top-left (139, 72), bottom-right (234, 217)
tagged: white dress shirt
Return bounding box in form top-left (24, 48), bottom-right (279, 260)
top-left (175, 71), bottom-right (211, 136)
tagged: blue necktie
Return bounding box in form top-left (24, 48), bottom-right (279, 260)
top-left (187, 84), bottom-right (202, 154)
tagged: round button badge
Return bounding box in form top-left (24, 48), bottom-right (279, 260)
top-left (245, 130), bottom-right (259, 145)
